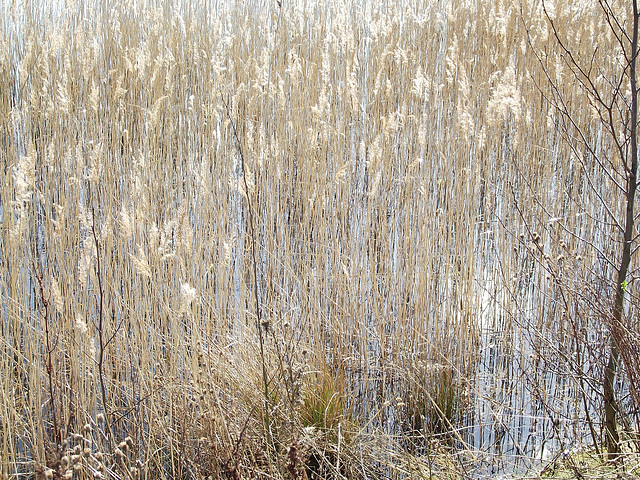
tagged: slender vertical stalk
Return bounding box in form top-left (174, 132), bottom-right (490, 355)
top-left (92, 207), bottom-right (114, 449)
top-left (222, 94), bottom-right (271, 439)
top-left (34, 267), bottom-right (62, 455)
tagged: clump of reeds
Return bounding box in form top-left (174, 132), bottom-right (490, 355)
top-left (1, 0), bottom-right (639, 478)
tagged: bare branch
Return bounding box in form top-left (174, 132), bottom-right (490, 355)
top-left (599, 0), bottom-right (632, 48)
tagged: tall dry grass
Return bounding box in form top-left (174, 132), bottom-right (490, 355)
top-left (0, 0), bottom-right (638, 478)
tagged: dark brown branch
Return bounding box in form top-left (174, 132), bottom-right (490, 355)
top-left (220, 91), bottom-right (272, 441)
top-left (91, 207), bottom-right (114, 449)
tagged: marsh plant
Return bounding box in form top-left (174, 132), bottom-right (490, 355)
top-left (1, 0), bottom-right (639, 478)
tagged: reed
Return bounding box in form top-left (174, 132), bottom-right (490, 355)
top-left (1, 0), bottom-right (638, 478)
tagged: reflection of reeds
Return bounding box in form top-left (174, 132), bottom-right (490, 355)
top-left (1, 0), bottom-right (638, 477)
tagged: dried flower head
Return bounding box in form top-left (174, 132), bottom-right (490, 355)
top-left (114, 447), bottom-right (125, 462)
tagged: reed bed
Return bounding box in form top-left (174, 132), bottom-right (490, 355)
top-left (1, 0), bottom-right (638, 478)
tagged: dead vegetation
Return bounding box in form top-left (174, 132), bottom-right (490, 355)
top-left (1, 0), bottom-right (639, 478)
